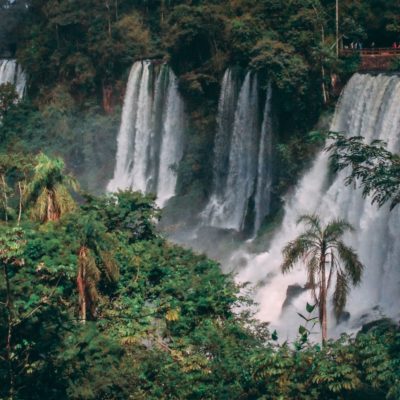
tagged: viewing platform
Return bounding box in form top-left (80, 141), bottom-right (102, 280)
top-left (340, 48), bottom-right (400, 71)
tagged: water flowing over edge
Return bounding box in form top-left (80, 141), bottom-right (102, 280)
top-left (202, 70), bottom-right (274, 233)
top-left (235, 73), bottom-right (400, 339)
top-left (0, 59), bottom-right (26, 98)
top-left (107, 61), bottom-right (186, 207)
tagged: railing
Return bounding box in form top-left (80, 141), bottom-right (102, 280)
top-left (341, 48), bottom-right (400, 56)
top-left (340, 48), bottom-right (400, 71)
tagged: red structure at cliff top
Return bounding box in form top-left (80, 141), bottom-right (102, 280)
top-left (341, 48), bottom-right (400, 71)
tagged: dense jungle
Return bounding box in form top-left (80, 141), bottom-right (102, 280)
top-left (1, 1), bottom-right (400, 399)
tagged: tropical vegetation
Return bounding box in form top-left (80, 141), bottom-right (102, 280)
top-left (0, 152), bottom-right (398, 399)
top-left (0, 0), bottom-right (400, 399)
top-left (328, 133), bottom-right (400, 210)
top-left (281, 214), bottom-right (364, 343)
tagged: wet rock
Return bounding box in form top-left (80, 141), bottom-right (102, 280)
top-left (281, 284), bottom-right (307, 310)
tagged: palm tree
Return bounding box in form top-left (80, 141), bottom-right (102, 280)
top-left (72, 213), bottom-right (119, 322)
top-left (25, 153), bottom-right (78, 222)
top-left (281, 214), bottom-right (363, 343)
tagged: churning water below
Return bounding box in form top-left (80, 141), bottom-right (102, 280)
top-left (235, 73), bottom-right (400, 339)
top-left (108, 65), bottom-right (399, 339)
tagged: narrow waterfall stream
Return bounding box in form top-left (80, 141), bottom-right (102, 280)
top-left (108, 61), bottom-right (185, 207)
top-left (236, 73), bottom-right (400, 338)
top-left (0, 59), bottom-right (26, 98)
top-left (202, 70), bottom-right (274, 233)
top-left (254, 83), bottom-right (273, 234)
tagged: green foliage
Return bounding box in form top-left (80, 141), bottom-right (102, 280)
top-left (251, 38), bottom-right (309, 96)
top-left (0, 150), bottom-right (398, 399)
top-left (276, 132), bottom-right (323, 193)
top-left (16, 0), bottom-right (153, 96)
top-left (229, 15), bottom-right (263, 64)
top-left (281, 214), bottom-right (363, 342)
top-left (25, 152), bottom-right (77, 222)
top-left (165, 5), bottom-right (229, 74)
top-left (0, 83), bottom-right (18, 119)
top-left (2, 1), bottom-right (400, 397)
top-left (82, 190), bottom-right (160, 243)
top-left (328, 133), bottom-right (400, 210)
top-left (0, 98), bottom-right (120, 193)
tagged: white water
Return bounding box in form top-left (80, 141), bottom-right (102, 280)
top-left (254, 83), bottom-right (273, 233)
top-left (108, 62), bottom-right (185, 206)
top-left (211, 68), bottom-right (240, 197)
top-left (156, 67), bottom-right (186, 206)
top-left (203, 71), bottom-right (273, 232)
top-left (236, 73), bottom-right (400, 338)
top-left (0, 59), bottom-right (26, 98)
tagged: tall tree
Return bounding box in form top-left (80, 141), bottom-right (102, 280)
top-left (25, 153), bottom-right (77, 222)
top-left (66, 212), bottom-right (119, 322)
top-left (0, 153), bottom-right (33, 225)
top-left (0, 227), bottom-right (25, 400)
top-left (281, 214), bottom-right (363, 343)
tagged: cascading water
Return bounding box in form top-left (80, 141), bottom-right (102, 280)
top-left (211, 68), bottom-right (240, 197)
top-left (236, 73), bottom-right (400, 338)
top-left (203, 70), bottom-right (273, 233)
top-left (254, 83), bottom-right (273, 233)
top-left (156, 68), bottom-right (186, 206)
top-left (0, 59), bottom-right (26, 98)
top-left (108, 61), bottom-right (186, 207)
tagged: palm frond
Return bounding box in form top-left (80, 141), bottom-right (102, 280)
top-left (297, 214), bottom-right (322, 236)
top-left (65, 175), bottom-right (80, 192)
top-left (99, 250), bottom-right (120, 282)
top-left (25, 153), bottom-right (77, 222)
top-left (333, 272), bottom-right (350, 320)
top-left (30, 188), bottom-right (48, 222)
top-left (78, 247), bottom-right (101, 306)
top-left (306, 255), bottom-right (319, 304)
top-left (335, 240), bottom-right (364, 285)
top-left (324, 218), bottom-right (354, 241)
top-left (281, 234), bottom-right (315, 273)
top-left (54, 183), bottom-right (76, 216)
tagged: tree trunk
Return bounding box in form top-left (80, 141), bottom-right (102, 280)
top-left (102, 83), bottom-right (114, 114)
top-left (105, 0), bottom-right (112, 38)
top-left (160, 0), bottom-right (165, 24)
top-left (320, 251), bottom-right (328, 344)
top-left (320, 25), bottom-right (329, 104)
top-left (17, 182), bottom-right (23, 226)
top-left (3, 263), bottom-right (15, 399)
top-left (1, 174), bottom-right (8, 223)
top-left (336, 0), bottom-right (339, 57)
top-left (77, 247), bottom-right (87, 323)
top-left (47, 190), bottom-right (60, 222)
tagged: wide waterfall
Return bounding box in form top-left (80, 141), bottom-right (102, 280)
top-left (108, 61), bottom-right (185, 206)
top-left (0, 59), bottom-right (26, 98)
top-left (203, 70), bottom-right (273, 233)
top-left (237, 73), bottom-right (400, 338)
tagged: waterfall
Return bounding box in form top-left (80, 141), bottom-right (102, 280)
top-left (212, 68), bottom-right (240, 197)
top-left (254, 83), bottom-right (273, 233)
top-left (156, 68), bottom-right (186, 206)
top-left (203, 70), bottom-right (273, 233)
top-left (108, 61), bottom-right (185, 207)
top-left (237, 73), bottom-right (400, 337)
top-left (0, 59), bottom-right (26, 98)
